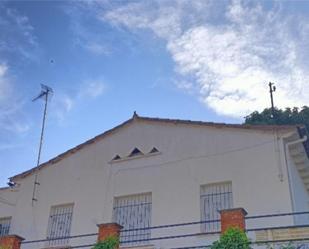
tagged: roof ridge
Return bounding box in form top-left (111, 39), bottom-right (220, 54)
top-left (136, 115), bottom-right (300, 129)
top-left (9, 115), bottom-right (299, 182)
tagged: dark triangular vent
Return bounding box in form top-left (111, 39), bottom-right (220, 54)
top-left (112, 155), bottom-right (121, 161)
top-left (149, 147), bottom-right (159, 153)
top-left (129, 148), bottom-right (143, 157)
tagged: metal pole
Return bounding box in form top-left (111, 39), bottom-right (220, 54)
top-left (32, 91), bottom-right (49, 205)
top-left (268, 82), bottom-right (276, 119)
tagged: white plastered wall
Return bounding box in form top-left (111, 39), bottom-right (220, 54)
top-left (0, 120), bottom-right (302, 248)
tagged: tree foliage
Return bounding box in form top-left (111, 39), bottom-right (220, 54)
top-left (211, 228), bottom-right (251, 249)
top-left (244, 106), bottom-right (309, 130)
top-left (92, 236), bottom-right (119, 249)
top-left (210, 228), bottom-right (300, 249)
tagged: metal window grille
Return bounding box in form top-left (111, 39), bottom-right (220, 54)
top-left (46, 204), bottom-right (74, 247)
top-left (0, 217), bottom-right (11, 237)
top-left (113, 193), bottom-right (152, 246)
top-left (200, 182), bottom-right (233, 232)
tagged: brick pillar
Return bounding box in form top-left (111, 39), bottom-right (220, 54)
top-left (220, 208), bottom-right (247, 233)
top-left (0, 235), bottom-right (24, 249)
top-left (97, 223), bottom-right (122, 243)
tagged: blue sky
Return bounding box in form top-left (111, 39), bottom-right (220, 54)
top-left (1, 0), bottom-right (309, 187)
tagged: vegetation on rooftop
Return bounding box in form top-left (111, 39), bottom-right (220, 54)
top-left (244, 106), bottom-right (309, 131)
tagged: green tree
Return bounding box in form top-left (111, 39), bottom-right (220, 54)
top-left (92, 236), bottom-right (119, 249)
top-left (210, 228), bottom-right (298, 249)
top-left (244, 106), bottom-right (309, 130)
top-left (211, 227), bottom-right (251, 249)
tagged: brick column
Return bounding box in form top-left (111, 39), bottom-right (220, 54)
top-left (97, 223), bottom-right (122, 242)
top-left (0, 235), bottom-right (24, 249)
top-left (220, 208), bottom-right (247, 233)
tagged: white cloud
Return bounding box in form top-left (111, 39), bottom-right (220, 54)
top-left (65, 2), bottom-right (113, 56)
top-left (0, 63), bottom-right (10, 102)
top-left (0, 4), bottom-right (38, 136)
top-left (100, 0), bottom-right (309, 117)
top-left (52, 94), bottom-right (75, 124)
top-left (2, 121), bottom-right (30, 134)
top-left (51, 79), bottom-right (106, 123)
top-left (84, 42), bottom-right (110, 55)
top-left (80, 79), bottom-right (106, 98)
top-left (0, 63), bottom-right (30, 134)
top-left (0, 63), bottom-right (7, 75)
top-left (0, 5), bottom-right (38, 60)
top-left (103, 0), bottom-right (210, 40)
top-left (61, 95), bottom-right (74, 112)
top-left (0, 143), bottom-right (22, 151)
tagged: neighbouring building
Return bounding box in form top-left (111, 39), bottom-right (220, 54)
top-left (1, 113), bottom-right (309, 249)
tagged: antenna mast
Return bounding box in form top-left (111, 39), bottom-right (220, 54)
top-left (268, 82), bottom-right (276, 120)
top-left (31, 84), bottom-right (53, 205)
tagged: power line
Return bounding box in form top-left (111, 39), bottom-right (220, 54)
top-left (114, 138), bottom-right (276, 174)
top-left (19, 210), bottom-right (309, 249)
top-left (0, 196), bottom-right (15, 206)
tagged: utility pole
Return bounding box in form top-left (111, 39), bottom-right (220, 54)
top-left (268, 82), bottom-right (276, 119)
top-left (31, 84), bottom-right (53, 205)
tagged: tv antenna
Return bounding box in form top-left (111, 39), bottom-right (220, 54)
top-left (31, 84), bottom-right (53, 205)
top-left (268, 82), bottom-right (276, 119)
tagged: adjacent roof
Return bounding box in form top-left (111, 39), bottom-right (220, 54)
top-left (10, 112), bottom-right (300, 181)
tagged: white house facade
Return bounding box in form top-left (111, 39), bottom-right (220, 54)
top-left (1, 114), bottom-right (309, 249)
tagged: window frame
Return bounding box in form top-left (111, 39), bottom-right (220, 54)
top-left (46, 203), bottom-right (74, 247)
top-left (0, 217), bottom-right (11, 237)
top-left (112, 192), bottom-right (152, 246)
top-left (200, 181), bottom-right (233, 233)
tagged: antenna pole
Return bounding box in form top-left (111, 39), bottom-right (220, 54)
top-left (36, 92), bottom-right (48, 169)
top-left (268, 82), bottom-right (276, 120)
top-left (32, 85), bottom-right (53, 205)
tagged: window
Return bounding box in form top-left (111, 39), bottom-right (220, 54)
top-left (129, 148), bottom-right (143, 157)
top-left (149, 147), bottom-right (159, 154)
top-left (113, 193), bottom-right (152, 246)
top-left (46, 204), bottom-right (74, 247)
top-left (0, 217), bottom-right (11, 237)
top-left (200, 182), bottom-right (233, 232)
top-left (112, 155), bottom-right (121, 161)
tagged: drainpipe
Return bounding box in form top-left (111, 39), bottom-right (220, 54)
top-left (283, 135), bottom-right (308, 217)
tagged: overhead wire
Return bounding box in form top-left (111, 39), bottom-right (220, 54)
top-left (0, 195), bottom-right (16, 206)
top-left (113, 138), bottom-right (277, 175)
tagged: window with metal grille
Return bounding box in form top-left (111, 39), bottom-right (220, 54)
top-left (46, 204), bottom-right (74, 247)
top-left (0, 217), bottom-right (11, 237)
top-left (200, 182), bottom-right (233, 232)
top-left (113, 193), bottom-right (152, 246)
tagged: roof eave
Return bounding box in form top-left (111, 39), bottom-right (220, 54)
top-left (9, 115), bottom-right (300, 181)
